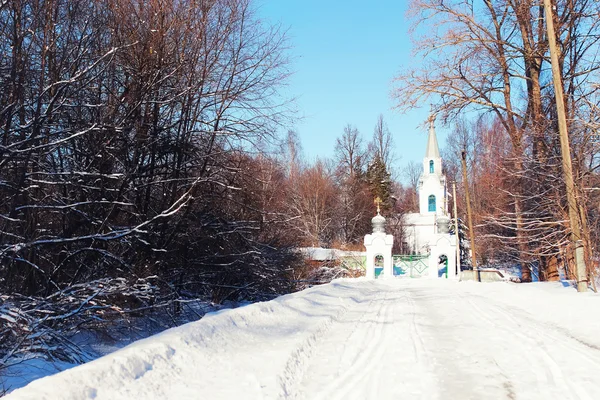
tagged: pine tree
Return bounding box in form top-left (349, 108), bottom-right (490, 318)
top-left (366, 153), bottom-right (392, 214)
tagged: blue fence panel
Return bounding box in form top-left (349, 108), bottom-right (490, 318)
top-left (392, 255), bottom-right (429, 278)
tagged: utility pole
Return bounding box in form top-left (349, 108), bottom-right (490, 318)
top-left (453, 181), bottom-right (460, 276)
top-left (461, 150), bottom-right (478, 278)
top-left (543, 0), bottom-right (587, 292)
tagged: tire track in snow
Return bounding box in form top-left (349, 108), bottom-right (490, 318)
top-left (289, 283), bottom-right (407, 400)
top-left (365, 298), bottom-right (395, 400)
top-left (407, 286), bottom-right (485, 400)
top-left (331, 297), bottom-right (381, 378)
top-left (294, 282), bottom-right (437, 400)
top-left (277, 284), bottom-right (383, 400)
top-left (389, 288), bottom-right (438, 399)
top-left (487, 298), bottom-right (600, 363)
top-left (405, 288), bottom-right (428, 366)
top-left (454, 288), bottom-right (581, 400)
top-left (306, 290), bottom-right (390, 400)
top-left (344, 288), bottom-right (433, 400)
top-left (365, 291), bottom-right (401, 400)
top-left (481, 298), bottom-right (600, 400)
top-left (329, 291), bottom-right (391, 400)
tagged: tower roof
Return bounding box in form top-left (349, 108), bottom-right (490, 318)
top-left (425, 115), bottom-right (440, 159)
top-left (371, 211), bottom-right (386, 233)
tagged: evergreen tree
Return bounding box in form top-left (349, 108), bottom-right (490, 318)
top-left (366, 153), bottom-right (392, 214)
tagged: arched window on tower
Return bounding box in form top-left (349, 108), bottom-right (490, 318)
top-left (429, 160), bottom-right (434, 173)
top-left (428, 195), bottom-right (436, 212)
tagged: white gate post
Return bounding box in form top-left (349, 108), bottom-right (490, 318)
top-left (364, 211), bottom-right (394, 279)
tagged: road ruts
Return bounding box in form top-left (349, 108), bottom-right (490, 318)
top-left (285, 279), bottom-right (600, 400)
top-left (293, 280), bottom-right (437, 400)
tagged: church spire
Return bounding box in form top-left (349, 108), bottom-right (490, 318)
top-left (425, 114), bottom-right (440, 159)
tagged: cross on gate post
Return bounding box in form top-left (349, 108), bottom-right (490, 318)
top-left (374, 196), bottom-right (382, 214)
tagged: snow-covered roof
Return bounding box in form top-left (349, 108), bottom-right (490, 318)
top-left (298, 248), bottom-right (366, 261)
top-left (300, 247), bottom-right (336, 261)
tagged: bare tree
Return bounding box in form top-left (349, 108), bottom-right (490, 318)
top-left (281, 129), bottom-right (304, 180)
top-left (369, 114), bottom-right (397, 178)
top-left (288, 160), bottom-right (338, 247)
top-left (332, 124), bottom-right (371, 245)
top-left (404, 161), bottom-right (422, 192)
top-left (402, 160), bottom-right (423, 212)
top-left (335, 124), bottom-right (366, 180)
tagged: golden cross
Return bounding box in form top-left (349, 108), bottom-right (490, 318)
top-left (374, 196), bottom-right (382, 214)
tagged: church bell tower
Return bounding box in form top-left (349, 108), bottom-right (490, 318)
top-left (418, 116), bottom-right (446, 215)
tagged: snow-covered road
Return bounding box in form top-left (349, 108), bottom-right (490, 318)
top-left (6, 279), bottom-right (600, 400)
top-left (295, 280), bottom-right (600, 400)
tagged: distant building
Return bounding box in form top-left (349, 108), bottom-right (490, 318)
top-left (403, 117), bottom-right (457, 277)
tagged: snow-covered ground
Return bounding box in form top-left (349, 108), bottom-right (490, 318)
top-left (5, 278), bottom-right (600, 400)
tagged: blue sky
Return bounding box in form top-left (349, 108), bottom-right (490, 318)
top-left (258, 0), bottom-right (448, 177)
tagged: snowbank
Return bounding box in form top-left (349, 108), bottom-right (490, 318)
top-left (5, 279), bottom-right (376, 400)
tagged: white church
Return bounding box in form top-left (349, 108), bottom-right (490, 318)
top-left (363, 117), bottom-right (458, 279)
top-left (403, 118), bottom-right (457, 278)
